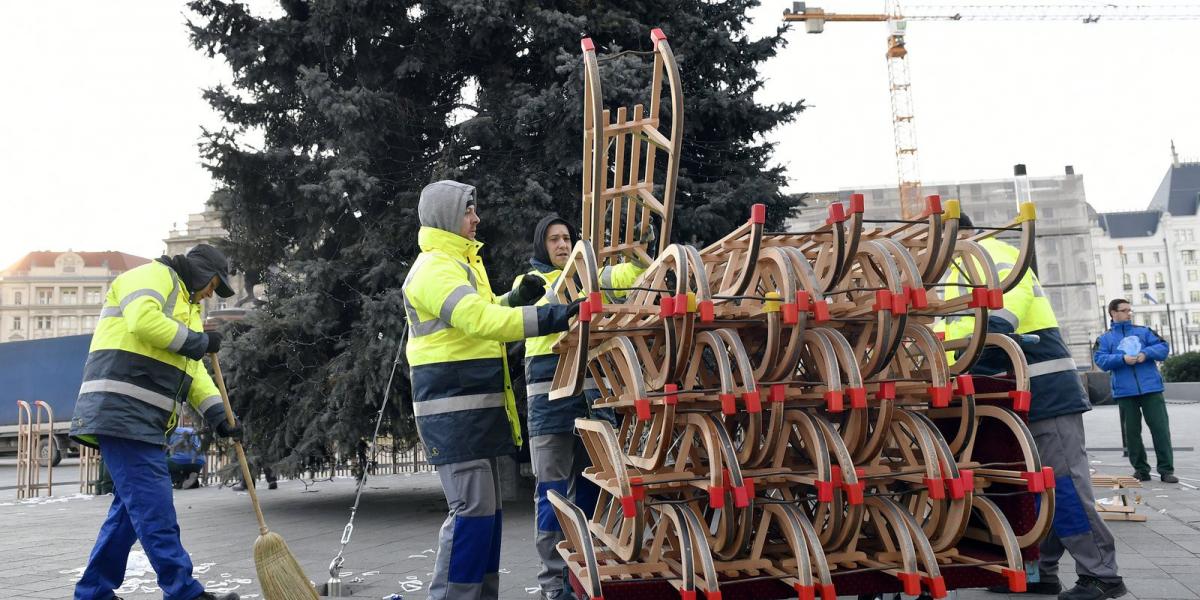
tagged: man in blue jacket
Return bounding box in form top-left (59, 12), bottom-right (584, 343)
top-left (1093, 299), bottom-right (1176, 483)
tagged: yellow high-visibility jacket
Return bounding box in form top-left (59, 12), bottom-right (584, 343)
top-left (943, 237), bottom-right (1088, 421)
top-left (402, 227), bottom-right (563, 464)
top-left (70, 260), bottom-right (223, 448)
top-left (518, 260), bottom-right (643, 437)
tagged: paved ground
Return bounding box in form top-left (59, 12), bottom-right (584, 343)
top-left (1, 403), bottom-right (1197, 600)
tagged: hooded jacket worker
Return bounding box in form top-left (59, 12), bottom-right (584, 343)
top-left (1094, 299), bottom-right (1175, 483)
top-left (71, 243), bottom-right (241, 600)
top-left (514, 215), bottom-right (645, 600)
top-left (945, 215), bottom-right (1125, 600)
top-left (402, 181), bottom-right (580, 600)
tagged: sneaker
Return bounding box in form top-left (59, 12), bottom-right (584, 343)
top-left (1133, 471), bottom-right (1151, 481)
top-left (268, 481), bottom-right (278, 490)
top-left (232, 481), bottom-right (247, 492)
top-left (195, 592), bottom-right (240, 600)
top-left (1059, 576), bottom-right (1127, 600)
top-left (182, 472), bottom-right (201, 489)
top-left (988, 574), bottom-right (1062, 595)
top-left (1161, 474), bottom-right (1179, 484)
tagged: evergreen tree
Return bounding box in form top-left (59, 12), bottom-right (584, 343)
top-left (188, 0), bottom-right (804, 473)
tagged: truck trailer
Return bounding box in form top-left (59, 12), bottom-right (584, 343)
top-left (0, 334), bottom-right (91, 465)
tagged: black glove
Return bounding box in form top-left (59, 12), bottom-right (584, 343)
top-left (512, 274), bottom-right (546, 307)
top-left (215, 417), bottom-right (242, 441)
top-left (205, 331), bottom-right (224, 355)
top-left (539, 299), bottom-right (583, 335)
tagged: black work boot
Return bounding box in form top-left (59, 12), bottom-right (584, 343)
top-left (195, 592), bottom-right (240, 600)
top-left (987, 573), bottom-right (1062, 595)
top-left (1059, 576), bottom-right (1127, 600)
top-left (1133, 471), bottom-right (1151, 481)
top-left (1161, 473), bottom-right (1179, 484)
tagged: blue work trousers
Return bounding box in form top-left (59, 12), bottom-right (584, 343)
top-left (74, 435), bottom-right (204, 600)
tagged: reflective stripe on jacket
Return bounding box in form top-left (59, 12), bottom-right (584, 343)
top-left (1094, 320), bottom-right (1168, 398)
top-left (70, 260), bottom-right (223, 448)
top-left (943, 237), bottom-right (1089, 421)
top-left (515, 261), bottom-right (641, 437)
top-left (403, 227), bottom-right (543, 464)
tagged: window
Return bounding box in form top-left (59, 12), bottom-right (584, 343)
top-left (1190, 270), bottom-right (1198, 282)
top-left (1121, 254), bottom-right (1128, 265)
top-left (1177, 229), bottom-right (1195, 242)
top-left (84, 287), bottom-right (102, 304)
top-left (34, 316), bottom-right (52, 330)
top-left (83, 315), bottom-right (97, 330)
top-left (12, 316), bottom-right (21, 331)
top-left (1154, 251), bottom-right (1161, 263)
top-left (1192, 312), bottom-right (1200, 325)
top-left (36, 288), bottom-right (52, 305)
top-left (1123, 273), bottom-right (1132, 289)
top-left (13, 291), bottom-right (21, 305)
top-left (1094, 255), bottom-right (1102, 267)
top-left (1138, 273), bottom-right (1148, 289)
top-left (59, 316), bottom-right (77, 330)
top-left (1156, 272), bottom-right (1165, 288)
top-left (61, 288), bottom-right (78, 305)
top-left (1137, 252), bottom-right (1144, 264)
top-left (1097, 274), bottom-right (1103, 287)
top-left (1191, 291), bottom-right (1200, 303)
top-left (1185, 250), bottom-right (1197, 265)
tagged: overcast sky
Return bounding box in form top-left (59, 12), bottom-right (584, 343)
top-left (2, 1), bottom-right (1198, 269)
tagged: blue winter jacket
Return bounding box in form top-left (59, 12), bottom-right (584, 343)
top-left (1094, 320), bottom-right (1169, 399)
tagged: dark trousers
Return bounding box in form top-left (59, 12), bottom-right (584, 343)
top-left (1117, 391), bottom-right (1174, 475)
top-left (75, 436), bottom-right (205, 600)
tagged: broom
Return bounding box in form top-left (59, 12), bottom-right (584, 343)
top-left (211, 353), bottom-right (320, 600)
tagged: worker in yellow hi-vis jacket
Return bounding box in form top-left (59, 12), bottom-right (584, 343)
top-left (402, 180), bottom-right (579, 600)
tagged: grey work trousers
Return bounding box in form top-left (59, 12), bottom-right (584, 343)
top-left (1029, 413), bottom-right (1121, 583)
top-left (428, 458), bottom-right (503, 600)
top-left (531, 433), bottom-right (598, 597)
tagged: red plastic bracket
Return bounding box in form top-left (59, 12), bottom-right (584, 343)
top-left (794, 583), bottom-right (816, 600)
top-left (719, 393), bottom-right (737, 415)
top-left (876, 381), bottom-right (896, 400)
top-left (925, 194), bottom-right (942, 216)
top-left (847, 387), bottom-right (867, 409)
top-left (815, 480), bottom-right (834, 503)
top-left (1022, 471), bottom-right (1046, 493)
top-left (796, 290), bottom-right (811, 311)
top-left (820, 583), bottom-right (836, 600)
top-left (659, 295), bottom-right (676, 318)
top-left (969, 287), bottom-right (990, 308)
top-left (750, 203), bottom-right (767, 225)
top-left (956, 374), bottom-right (976, 397)
top-left (1003, 568), bottom-right (1027, 593)
top-left (620, 494), bottom-right (637, 518)
top-left (824, 390), bottom-right (844, 413)
top-left (947, 476), bottom-right (965, 499)
top-left (1009, 390), bottom-right (1031, 412)
top-left (826, 202), bottom-right (846, 225)
top-left (782, 302), bottom-right (799, 325)
top-left (708, 485), bottom-right (725, 508)
top-left (635, 398), bottom-right (651, 421)
top-left (812, 300), bottom-right (830, 322)
top-left (588, 291), bottom-right (603, 313)
top-left (907, 286), bottom-right (929, 309)
top-left (898, 572), bottom-right (921, 596)
top-left (769, 384), bottom-right (787, 403)
top-left (927, 385), bottom-right (952, 408)
top-left (733, 482), bottom-right (750, 508)
top-left (663, 383), bottom-right (679, 406)
top-left (743, 391), bottom-right (762, 414)
top-left (925, 477), bottom-right (946, 499)
top-left (650, 28), bottom-right (667, 43)
top-left (630, 476), bottom-right (645, 501)
top-left (578, 301), bottom-right (593, 322)
top-left (703, 591), bottom-right (722, 600)
top-left (960, 469), bottom-right (975, 493)
top-left (1042, 466), bottom-right (1056, 489)
top-left (674, 293), bottom-right (689, 316)
top-left (679, 591), bottom-right (697, 600)
top-left (922, 575), bottom-right (948, 599)
top-left (699, 299), bottom-right (715, 322)
top-left (988, 288), bottom-right (1005, 310)
top-left (849, 193), bottom-right (865, 214)
top-left (581, 38), bottom-right (595, 52)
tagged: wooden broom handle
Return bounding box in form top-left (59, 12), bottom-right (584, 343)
top-left (210, 353), bottom-right (270, 535)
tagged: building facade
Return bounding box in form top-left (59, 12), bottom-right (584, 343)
top-left (1091, 160), bottom-right (1200, 352)
top-left (0, 251), bottom-right (150, 343)
top-left (164, 208), bottom-right (253, 315)
top-left (787, 167), bottom-right (1101, 366)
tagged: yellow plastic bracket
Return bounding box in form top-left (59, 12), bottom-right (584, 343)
top-left (764, 291), bottom-right (781, 313)
top-left (944, 199), bottom-right (961, 220)
top-left (686, 291), bottom-right (697, 312)
top-left (1015, 202), bottom-right (1037, 224)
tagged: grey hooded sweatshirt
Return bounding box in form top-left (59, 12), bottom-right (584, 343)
top-left (418, 180), bottom-right (476, 233)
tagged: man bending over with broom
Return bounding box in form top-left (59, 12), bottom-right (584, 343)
top-left (402, 180), bottom-right (580, 600)
top-left (71, 244), bottom-right (242, 600)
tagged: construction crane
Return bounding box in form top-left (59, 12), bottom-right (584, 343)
top-left (783, 2), bottom-right (1200, 218)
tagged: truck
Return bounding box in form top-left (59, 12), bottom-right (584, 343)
top-left (0, 334), bottom-right (91, 466)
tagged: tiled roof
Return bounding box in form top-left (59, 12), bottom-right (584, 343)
top-left (3, 251), bottom-right (151, 275)
top-left (1148, 162), bottom-right (1200, 216)
top-left (1096, 210), bottom-right (1162, 238)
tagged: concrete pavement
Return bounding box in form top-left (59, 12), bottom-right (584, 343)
top-left (0, 403), bottom-right (1196, 600)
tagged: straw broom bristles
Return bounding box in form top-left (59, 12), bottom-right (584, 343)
top-left (212, 354), bottom-right (319, 600)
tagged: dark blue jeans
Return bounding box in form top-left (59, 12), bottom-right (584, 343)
top-left (74, 435), bottom-right (204, 600)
